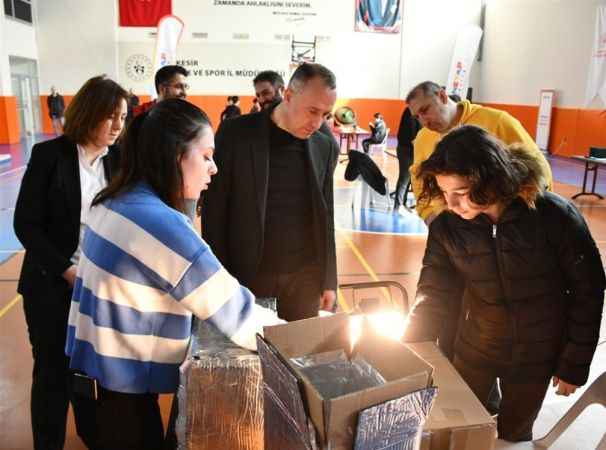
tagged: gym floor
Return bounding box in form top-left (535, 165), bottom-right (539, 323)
top-left (1, 135), bottom-right (605, 449)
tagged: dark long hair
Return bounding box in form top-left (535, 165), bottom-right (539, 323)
top-left (417, 125), bottom-right (547, 210)
top-left (93, 98), bottom-right (211, 212)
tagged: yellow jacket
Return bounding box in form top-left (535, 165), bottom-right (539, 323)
top-left (410, 101), bottom-right (553, 220)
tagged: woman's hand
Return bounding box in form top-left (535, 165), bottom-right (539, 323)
top-left (552, 376), bottom-right (579, 396)
top-left (62, 265), bottom-right (77, 287)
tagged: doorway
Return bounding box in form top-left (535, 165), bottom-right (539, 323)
top-left (9, 56), bottom-right (41, 139)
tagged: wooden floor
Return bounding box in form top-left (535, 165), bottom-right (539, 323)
top-left (1, 144), bottom-right (605, 449)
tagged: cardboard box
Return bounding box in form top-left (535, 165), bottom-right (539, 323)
top-left (408, 343), bottom-right (497, 450)
top-left (260, 313), bottom-right (435, 450)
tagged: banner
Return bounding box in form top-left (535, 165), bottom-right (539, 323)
top-left (119, 0), bottom-right (172, 27)
top-left (585, 5), bottom-right (606, 106)
top-left (446, 25), bottom-right (483, 99)
top-left (535, 90), bottom-right (555, 152)
top-left (151, 15), bottom-right (184, 96)
top-left (355, 0), bottom-right (402, 33)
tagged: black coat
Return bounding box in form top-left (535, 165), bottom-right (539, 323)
top-left (396, 106), bottom-right (420, 152)
top-left (47, 94), bottom-right (65, 118)
top-left (201, 107), bottom-right (339, 290)
top-left (14, 135), bottom-right (120, 298)
top-left (404, 192), bottom-right (605, 386)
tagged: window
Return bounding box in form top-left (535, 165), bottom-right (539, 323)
top-left (3, 0), bottom-right (13, 16)
top-left (5, 0), bottom-right (32, 24)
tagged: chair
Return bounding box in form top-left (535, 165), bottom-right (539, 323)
top-left (368, 128), bottom-right (390, 157)
top-left (337, 280), bottom-right (409, 314)
top-left (351, 174), bottom-right (391, 211)
top-left (534, 371), bottom-right (606, 449)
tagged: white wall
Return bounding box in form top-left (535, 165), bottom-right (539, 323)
top-left (32, 0), bottom-right (483, 99)
top-left (36, 0), bottom-right (119, 94)
top-left (0, 12), bottom-right (38, 95)
top-left (0, 16), bottom-right (10, 95)
top-left (479, 0), bottom-right (602, 107)
top-left (400, 0), bottom-right (482, 96)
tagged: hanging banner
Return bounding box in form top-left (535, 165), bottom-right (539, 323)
top-left (355, 0), bottom-right (402, 33)
top-left (535, 90), bottom-right (556, 153)
top-left (151, 15), bottom-right (185, 96)
top-left (446, 25), bottom-right (483, 99)
top-left (119, 0), bottom-right (172, 27)
top-left (585, 5), bottom-right (606, 106)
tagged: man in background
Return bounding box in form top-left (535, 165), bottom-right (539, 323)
top-left (47, 86), bottom-right (65, 135)
top-left (133, 65), bottom-right (189, 117)
top-left (406, 81), bottom-right (552, 224)
top-left (253, 70), bottom-right (285, 110)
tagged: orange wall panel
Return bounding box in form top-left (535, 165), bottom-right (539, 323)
top-left (37, 92), bottom-right (605, 159)
top-left (481, 103), bottom-right (606, 157)
top-left (334, 98), bottom-right (406, 135)
top-left (574, 109), bottom-right (606, 156)
top-left (0, 96), bottom-right (20, 144)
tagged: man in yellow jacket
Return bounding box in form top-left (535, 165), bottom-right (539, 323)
top-left (407, 81), bottom-right (553, 223)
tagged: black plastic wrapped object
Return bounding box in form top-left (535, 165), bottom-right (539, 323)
top-left (290, 350), bottom-right (386, 399)
top-left (354, 387), bottom-right (438, 450)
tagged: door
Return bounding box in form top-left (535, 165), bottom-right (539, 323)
top-left (9, 56), bottom-right (41, 139)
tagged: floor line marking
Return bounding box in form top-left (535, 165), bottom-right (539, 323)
top-left (0, 165), bottom-right (26, 178)
top-left (337, 230), bottom-right (394, 307)
top-left (0, 294), bottom-right (22, 319)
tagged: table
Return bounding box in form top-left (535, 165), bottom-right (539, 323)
top-left (571, 156), bottom-right (606, 199)
top-left (337, 126), bottom-right (369, 153)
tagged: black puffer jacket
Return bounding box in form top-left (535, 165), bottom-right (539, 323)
top-left (404, 192), bottom-right (605, 386)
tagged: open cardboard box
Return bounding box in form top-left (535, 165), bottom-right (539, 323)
top-left (408, 343), bottom-right (497, 450)
top-left (261, 313), bottom-right (434, 449)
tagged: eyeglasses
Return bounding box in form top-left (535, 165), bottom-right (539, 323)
top-left (164, 82), bottom-right (190, 91)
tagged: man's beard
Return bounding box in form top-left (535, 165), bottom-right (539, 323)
top-left (261, 95), bottom-right (283, 110)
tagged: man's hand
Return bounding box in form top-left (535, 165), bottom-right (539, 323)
top-left (62, 265), bottom-right (77, 288)
top-left (319, 290), bottom-right (337, 312)
top-left (552, 376), bottom-right (579, 396)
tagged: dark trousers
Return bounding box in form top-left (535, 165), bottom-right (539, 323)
top-left (394, 144), bottom-right (413, 207)
top-left (71, 386), bottom-right (164, 450)
top-left (22, 288), bottom-right (72, 450)
top-left (453, 356), bottom-right (550, 442)
top-left (248, 263), bottom-right (322, 321)
top-left (362, 137), bottom-right (381, 153)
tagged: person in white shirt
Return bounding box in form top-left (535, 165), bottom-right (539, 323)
top-left (14, 75), bottom-right (128, 450)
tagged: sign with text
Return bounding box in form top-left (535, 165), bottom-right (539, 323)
top-left (175, 0), bottom-right (348, 34)
top-left (120, 42), bottom-right (290, 94)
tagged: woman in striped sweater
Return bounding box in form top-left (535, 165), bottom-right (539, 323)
top-left (66, 99), bottom-right (282, 450)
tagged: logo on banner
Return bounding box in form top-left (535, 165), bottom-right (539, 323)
top-left (125, 54), bottom-right (153, 82)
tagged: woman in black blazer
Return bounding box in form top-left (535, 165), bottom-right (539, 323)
top-left (13, 76), bottom-right (128, 450)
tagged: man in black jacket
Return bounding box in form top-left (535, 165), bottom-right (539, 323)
top-left (202, 63), bottom-right (339, 321)
top-left (393, 106), bottom-right (420, 208)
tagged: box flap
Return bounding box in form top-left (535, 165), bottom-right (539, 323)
top-left (264, 313), bottom-right (349, 358)
top-left (326, 373), bottom-right (431, 449)
top-left (406, 342), bottom-right (495, 430)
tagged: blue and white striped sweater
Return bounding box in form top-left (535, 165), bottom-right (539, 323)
top-left (65, 184), bottom-right (279, 394)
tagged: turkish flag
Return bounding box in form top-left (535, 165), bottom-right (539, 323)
top-left (119, 0), bottom-right (172, 27)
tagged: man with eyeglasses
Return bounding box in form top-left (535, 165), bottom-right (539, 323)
top-left (133, 65), bottom-right (189, 117)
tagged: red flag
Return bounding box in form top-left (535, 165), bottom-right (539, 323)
top-left (119, 0), bottom-right (172, 27)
